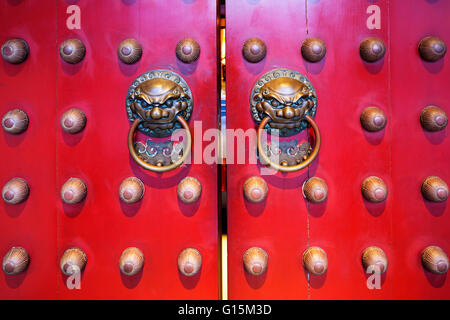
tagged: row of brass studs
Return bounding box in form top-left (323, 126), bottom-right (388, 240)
top-left (1, 38), bottom-right (200, 65)
top-left (243, 245), bottom-right (449, 277)
top-left (2, 246), bottom-right (202, 277)
top-left (243, 175), bottom-right (449, 204)
top-left (3, 104), bottom-right (445, 137)
top-left (1, 176), bottom-right (202, 205)
top-left (242, 36), bottom-right (446, 63)
top-left (360, 106), bottom-right (448, 132)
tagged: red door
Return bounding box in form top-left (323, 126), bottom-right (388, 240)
top-left (226, 0), bottom-right (450, 299)
top-left (1, 0), bottom-right (218, 299)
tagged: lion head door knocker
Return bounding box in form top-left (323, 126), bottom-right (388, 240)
top-left (126, 70), bottom-right (193, 172)
top-left (251, 69), bottom-right (321, 172)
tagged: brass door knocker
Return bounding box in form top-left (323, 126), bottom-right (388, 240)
top-left (250, 69), bottom-right (321, 172)
top-left (126, 70), bottom-right (192, 172)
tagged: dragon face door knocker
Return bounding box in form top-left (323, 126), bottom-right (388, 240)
top-left (251, 69), bottom-right (321, 172)
top-left (126, 70), bottom-right (193, 172)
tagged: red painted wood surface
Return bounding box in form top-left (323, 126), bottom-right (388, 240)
top-left (227, 0), bottom-right (449, 299)
top-left (0, 1), bottom-right (58, 299)
top-left (1, 0), bottom-right (218, 299)
top-left (390, 0), bottom-right (450, 299)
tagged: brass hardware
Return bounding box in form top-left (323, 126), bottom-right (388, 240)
top-left (60, 248), bottom-right (87, 276)
top-left (2, 247), bottom-right (29, 275)
top-left (243, 176), bottom-right (268, 203)
top-left (420, 106), bottom-right (447, 132)
top-left (422, 246), bottom-right (449, 274)
top-left (176, 38), bottom-right (200, 63)
top-left (303, 246), bottom-right (328, 275)
top-left (360, 107), bottom-right (387, 132)
top-left (264, 139), bottom-right (312, 167)
top-left (2, 178), bottom-right (29, 204)
top-left (303, 177), bottom-right (328, 203)
top-left (177, 177), bottom-right (202, 204)
top-left (119, 177), bottom-right (145, 204)
top-left (422, 176), bottom-right (448, 202)
top-left (301, 37), bottom-right (326, 62)
top-left (118, 39), bottom-right (142, 64)
top-left (119, 247), bottom-right (144, 276)
top-left (1, 38), bottom-right (29, 64)
top-left (361, 176), bottom-right (388, 203)
top-left (243, 247), bottom-right (268, 276)
top-left (61, 178), bottom-right (87, 204)
top-left (361, 246), bottom-right (388, 274)
top-left (2, 109), bottom-right (29, 134)
top-left (59, 39), bottom-right (86, 64)
top-left (257, 116), bottom-right (320, 172)
top-left (242, 38), bottom-right (266, 63)
top-left (359, 37), bottom-right (386, 62)
top-left (60, 108), bottom-right (86, 134)
top-left (251, 69), bottom-right (320, 172)
top-left (419, 36), bottom-right (446, 62)
top-left (126, 70), bottom-right (193, 172)
top-left (178, 248), bottom-right (202, 277)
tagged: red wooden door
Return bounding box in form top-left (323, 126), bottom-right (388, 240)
top-left (226, 0), bottom-right (450, 299)
top-left (1, 0), bottom-right (218, 299)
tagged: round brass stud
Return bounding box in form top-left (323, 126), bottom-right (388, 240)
top-left (422, 246), bottom-right (449, 274)
top-left (60, 247), bottom-right (87, 276)
top-left (119, 247), bottom-right (144, 276)
top-left (177, 177), bottom-right (202, 204)
top-left (360, 37), bottom-right (386, 62)
top-left (418, 36), bottom-right (447, 62)
top-left (2, 247), bottom-right (30, 275)
top-left (243, 176), bottom-right (268, 203)
top-left (301, 37), bottom-right (326, 62)
top-left (243, 247), bottom-right (268, 276)
top-left (421, 176), bottom-right (448, 202)
top-left (61, 178), bottom-right (87, 204)
top-left (303, 177), bottom-right (328, 203)
top-left (60, 108), bottom-right (86, 134)
top-left (178, 248), bottom-right (202, 277)
top-left (361, 176), bottom-right (388, 203)
top-left (1, 38), bottom-right (29, 64)
top-left (360, 107), bottom-right (387, 132)
top-left (242, 38), bottom-right (266, 63)
top-left (361, 246), bottom-right (388, 274)
top-left (2, 109), bottom-right (29, 134)
top-left (119, 177), bottom-right (144, 204)
top-left (118, 39), bottom-right (142, 64)
top-left (59, 39), bottom-right (86, 64)
top-left (303, 246), bottom-right (328, 275)
top-left (2, 177), bottom-right (29, 204)
top-left (175, 38), bottom-right (200, 63)
top-left (420, 106), bottom-right (447, 132)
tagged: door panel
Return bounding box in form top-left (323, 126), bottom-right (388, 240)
top-left (1, 0), bottom-right (218, 299)
top-left (226, 0), bottom-right (449, 300)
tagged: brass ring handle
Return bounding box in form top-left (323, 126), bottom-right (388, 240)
top-left (128, 115), bottom-right (192, 172)
top-left (257, 115), bottom-right (321, 172)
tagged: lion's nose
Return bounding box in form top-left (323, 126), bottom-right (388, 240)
top-left (150, 108), bottom-right (163, 120)
top-left (283, 107), bottom-right (295, 119)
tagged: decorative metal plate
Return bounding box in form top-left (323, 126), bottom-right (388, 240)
top-left (250, 68), bottom-right (317, 136)
top-left (126, 69), bottom-right (193, 137)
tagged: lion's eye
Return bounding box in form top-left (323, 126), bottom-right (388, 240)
top-left (166, 100), bottom-right (173, 107)
top-left (173, 89), bottom-right (179, 94)
top-left (303, 87), bottom-right (309, 93)
top-left (271, 100), bottom-right (279, 107)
